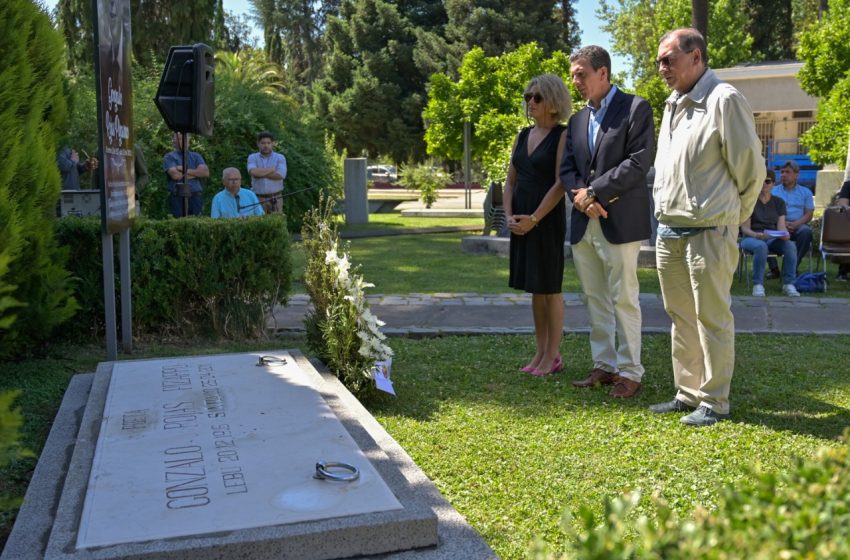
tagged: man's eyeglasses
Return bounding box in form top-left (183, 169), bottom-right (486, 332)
top-left (524, 92), bottom-right (544, 104)
top-left (655, 49), bottom-right (694, 69)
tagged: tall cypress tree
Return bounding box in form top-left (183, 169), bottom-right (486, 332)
top-left (0, 0), bottom-right (77, 358)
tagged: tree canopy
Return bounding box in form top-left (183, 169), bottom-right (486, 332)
top-left (598, 0), bottom-right (752, 131)
top-left (423, 43), bottom-right (573, 183)
top-left (58, 0), bottom-right (231, 71)
top-left (310, 0), bottom-right (428, 162)
top-left (798, 0), bottom-right (850, 165)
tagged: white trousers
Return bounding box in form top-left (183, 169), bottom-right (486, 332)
top-left (655, 225), bottom-right (738, 415)
top-left (572, 219), bottom-right (644, 382)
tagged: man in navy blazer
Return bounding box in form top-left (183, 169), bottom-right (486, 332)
top-left (538, 46), bottom-right (654, 398)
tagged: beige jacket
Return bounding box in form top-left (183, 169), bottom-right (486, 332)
top-left (653, 69), bottom-right (765, 227)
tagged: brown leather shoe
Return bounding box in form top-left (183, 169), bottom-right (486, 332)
top-left (572, 368), bottom-right (616, 388)
top-left (610, 376), bottom-right (641, 398)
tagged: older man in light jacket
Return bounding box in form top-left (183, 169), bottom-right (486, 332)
top-left (650, 28), bottom-right (764, 427)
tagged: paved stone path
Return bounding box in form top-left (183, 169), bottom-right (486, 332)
top-left (269, 292), bottom-right (850, 337)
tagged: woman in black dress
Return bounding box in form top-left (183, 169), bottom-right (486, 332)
top-left (505, 74), bottom-right (572, 376)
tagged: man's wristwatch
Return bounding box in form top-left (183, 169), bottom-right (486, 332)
top-left (585, 186), bottom-right (596, 200)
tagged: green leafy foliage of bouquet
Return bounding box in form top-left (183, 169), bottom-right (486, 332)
top-left (301, 196), bottom-right (392, 400)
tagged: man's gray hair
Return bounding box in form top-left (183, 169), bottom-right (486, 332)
top-left (222, 167), bottom-right (241, 179)
top-left (660, 28), bottom-right (708, 65)
top-left (781, 160), bottom-right (800, 172)
top-left (570, 45), bottom-right (612, 77)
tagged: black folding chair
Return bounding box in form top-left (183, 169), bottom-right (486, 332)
top-left (820, 206), bottom-right (850, 272)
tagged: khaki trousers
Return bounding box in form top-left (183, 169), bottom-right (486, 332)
top-left (572, 219), bottom-right (644, 382)
top-left (257, 192), bottom-right (283, 214)
top-left (655, 225), bottom-right (738, 414)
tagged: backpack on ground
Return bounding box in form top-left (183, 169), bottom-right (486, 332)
top-left (794, 271), bottom-right (827, 293)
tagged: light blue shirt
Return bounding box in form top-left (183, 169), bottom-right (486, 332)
top-left (771, 183), bottom-right (813, 222)
top-left (211, 188), bottom-right (265, 218)
top-left (247, 151), bottom-right (287, 195)
top-left (587, 85), bottom-right (619, 154)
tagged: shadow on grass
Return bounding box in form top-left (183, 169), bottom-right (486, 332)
top-left (371, 333), bottom-right (850, 441)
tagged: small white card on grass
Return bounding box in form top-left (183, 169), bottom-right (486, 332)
top-left (373, 358), bottom-right (395, 395)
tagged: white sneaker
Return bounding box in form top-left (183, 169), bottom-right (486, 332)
top-left (752, 284), bottom-right (765, 297)
top-left (782, 284), bottom-right (800, 297)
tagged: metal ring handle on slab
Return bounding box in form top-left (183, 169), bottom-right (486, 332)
top-left (314, 461), bottom-right (360, 482)
top-left (256, 355), bottom-right (287, 367)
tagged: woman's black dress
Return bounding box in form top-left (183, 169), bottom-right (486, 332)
top-left (508, 125), bottom-right (567, 294)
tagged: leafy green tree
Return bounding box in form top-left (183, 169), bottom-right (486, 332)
top-left (249, 0), bottom-right (337, 88)
top-left (423, 43), bottom-right (572, 183)
top-left (598, 0), bottom-right (752, 132)
top-left (57, 0), bottom-right (217, 71)
top-left (311, 0), bottom-right (427, 162)
top-left (798, 0), bottom-right (850, 165)
top-left (0, 0), bottom-right (77, 358)
top-left (747, 0), bottom-right (794, 60)
top-left (215, 49), bottom-right (287, 96)
top-left (413, 0), bottom-right (580, 80)
top-left (443, 0), bottom-right (580, 60)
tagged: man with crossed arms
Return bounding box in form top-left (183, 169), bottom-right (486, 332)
top-left (247, 131), bottom-right (287, 214)
top-left (534, 45), bottom-right (654, 398)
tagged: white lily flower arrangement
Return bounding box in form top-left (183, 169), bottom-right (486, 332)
top-left (324, 248), bottom-right (393, 364)
top-left (302, 196), bottom-right (393, 400)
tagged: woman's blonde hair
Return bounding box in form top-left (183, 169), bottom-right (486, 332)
top-left (524, 74), bottom-right (572, 122)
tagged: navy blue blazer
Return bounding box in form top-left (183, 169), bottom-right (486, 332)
top-left (559, 88), bottom-right (655, 245)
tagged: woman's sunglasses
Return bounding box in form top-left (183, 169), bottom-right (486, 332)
top-left (523, 92), bottom-right (544, 104)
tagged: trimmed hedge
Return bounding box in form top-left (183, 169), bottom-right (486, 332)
top-left (55, 216), bottom-right (292, 339)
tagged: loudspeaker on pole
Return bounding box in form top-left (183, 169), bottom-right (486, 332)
top-left (154, 43), bottom-right (215, 136)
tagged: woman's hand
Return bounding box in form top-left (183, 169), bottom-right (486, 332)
top-left (508, 214), bottom-right (535, 236)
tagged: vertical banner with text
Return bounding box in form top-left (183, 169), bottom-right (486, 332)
top-left (95, 0), bottom-right (136, 234)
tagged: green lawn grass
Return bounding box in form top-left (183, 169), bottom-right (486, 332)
top-left (339, 213), bottom-right (483, 232)
top-left (2, 334), bottom-right (848, 558)
top-left (291, 231), bottom-right (850, 297)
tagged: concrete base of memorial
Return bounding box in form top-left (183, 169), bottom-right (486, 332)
top-left (1, 350), bottom-right (496, 560)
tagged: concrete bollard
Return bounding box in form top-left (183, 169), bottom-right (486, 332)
top-left (344, 158), bottom-right (368, 225)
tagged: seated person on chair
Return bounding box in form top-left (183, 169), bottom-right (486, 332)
top-left (768, 160), bottom-right (813, 277)
top-left (740, 170), bottom-right (800, 297)
top-left (211, 168), bottom-right (265, 219)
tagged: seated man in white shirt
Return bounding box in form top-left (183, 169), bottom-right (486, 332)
top-left (211, 168), bottom-right (264, 218)
top-left (246, 131), bottom-right (287, 214)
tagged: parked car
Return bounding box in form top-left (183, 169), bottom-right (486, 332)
top-left (367, 165), bottom-right (397, 182)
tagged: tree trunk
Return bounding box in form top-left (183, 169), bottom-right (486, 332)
top-left (691, 0), bottom-right (708, 40)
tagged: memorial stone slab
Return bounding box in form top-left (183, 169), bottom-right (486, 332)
top-left (77, 352), bottom-right (402, 547)
top-left (39, 351), bottom-right (444, 560)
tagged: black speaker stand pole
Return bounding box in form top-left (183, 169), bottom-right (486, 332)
top-left (180, 131), bottom-right (190, 217)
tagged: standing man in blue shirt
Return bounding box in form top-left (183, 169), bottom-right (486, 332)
top-left (211, 168), bottom-right (265, 218)
top-left (770, 160), bottom-right (814, 274)
top-left (163, 132), bottom-right (209, 217)
top-left (247, 131), bottom-right (287, 214)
